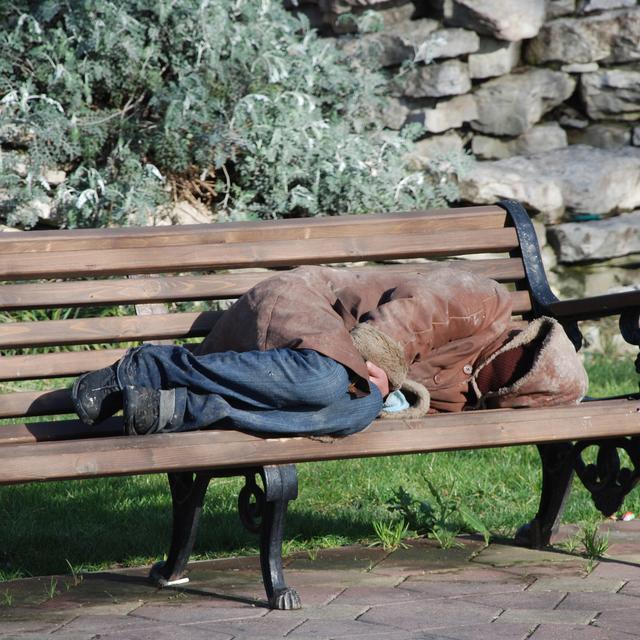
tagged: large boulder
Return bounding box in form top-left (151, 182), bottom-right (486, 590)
top-left (460, 145), bottom-right (640, 221)
top-left (442, 0), bottom-right (545, 41)
top-left (468, 38), bottom-right (521, 80)
top-left (406, 132), bottom-right (466, 168)
top-left (580, 0), bottom-right (637, 12)
top-left (567, 123), bottom-right (631, 148)
top-left (580, 68), bottom-right (640, 120)
top-left (460, 161), bottom-right (565, 222)
top-left (336, 18), bottom-right (439, 68)
top-left (548, 211), bottom-right (640, 263)
top-left (526, 9), bottom-right (640, 65)
top-left (408, 94), bottom-right (478, 133)
top-left (471, 123), bottom-right (568, 159)
top-left (398, 60), bottom-right (471, 98)
top-left (381, 97), bottom-right (410, 130)
top-left (471, 69), bottom-right (575, 136)
top-left (319, 1), bottom-right (416, 32)
top-left (415, 28), bottom-right (480, 63)
top-left (547, 0), bottom-right (576, 19)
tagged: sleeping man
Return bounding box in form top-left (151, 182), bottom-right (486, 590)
top-left (72, 266), bottom-right (588, 436)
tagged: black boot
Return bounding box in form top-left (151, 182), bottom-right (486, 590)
top-left (72, 363), bottom-right (122, 426)
top-left (123, 386), bottom-right (177, 436)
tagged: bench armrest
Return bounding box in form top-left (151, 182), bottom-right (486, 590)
top-left (547, 289), bottom-right (640, 350)
top-left (546, 289), bottom-right (640, 323)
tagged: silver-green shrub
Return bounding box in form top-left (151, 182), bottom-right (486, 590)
top-left (0, 0), bottom-right (467, 227)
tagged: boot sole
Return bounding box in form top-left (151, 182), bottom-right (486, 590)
top-left (72, 373), bottom-right (96, 426)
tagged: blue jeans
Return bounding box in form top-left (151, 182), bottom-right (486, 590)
top-left (116, 345), bottom-right (382, 436)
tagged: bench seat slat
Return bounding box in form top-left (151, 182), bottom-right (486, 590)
top-left (0, 291), bottom-right (531, 350)
top-left (0, 228), bottom-right (520, 280)
top-left (0, 388), bottom-right (75, 418)
top-left (0, 400), bottom-right (638, 484)
top-left (0, 398), bottom-right (636, 445)
top-left (0, 206), bottom-right (507, 254)
top-left (0, 259), bottom-right (526, 311)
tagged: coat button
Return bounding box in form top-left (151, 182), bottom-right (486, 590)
top-left (463, 364), bottom-right (473, 375)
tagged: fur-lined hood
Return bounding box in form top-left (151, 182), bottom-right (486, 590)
top-left (471, 316), bottom-right (588, 408)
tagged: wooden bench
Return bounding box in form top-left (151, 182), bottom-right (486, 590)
top-left (1, 199), bottom-right (639, 610)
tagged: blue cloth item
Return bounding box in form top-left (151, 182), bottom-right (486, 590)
top-left (382, 389), bottom-right (410, 413)
top-left (117, 345), bottom-right (382, 436)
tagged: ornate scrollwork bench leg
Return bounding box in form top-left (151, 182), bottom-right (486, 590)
top-left (574, 437), bottom-right (640, 517)
top-left (150, 464), bottom-right (301, 610)
top-left (516, 435), bottom-right (640, 550)
top-left (515, 443), bottom-right (574, 548)
top-left (150, 471), bottom-right (213, 586)
top-left (239, 465), bottom-right (301, 610)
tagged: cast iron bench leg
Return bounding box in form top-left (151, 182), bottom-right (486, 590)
top-left (149, 471), bottom-right (212, 586)
top-left (239, 465), bottom-right (301, 610)
top-left (515, 443), bottom-right (573, 548)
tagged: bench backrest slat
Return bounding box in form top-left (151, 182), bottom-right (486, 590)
top-left (0, 259), bottom-right (526, 310)
top-left (0, 290), bottom-right (533, 351)
top-left (0, 228), bottom-right (519, 280)
top-left (0, 206), bottom-right (508, 254)
top-left (0, 348), bottom-right (128, 382)
top-left (0, 310), bottom-right (223, 349)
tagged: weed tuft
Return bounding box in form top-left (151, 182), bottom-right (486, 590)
top-left (1, 589), bottom-right (13, 607)
top-left (370, 519), bottom-right (410, 551)
top-left (580, 522), bottom-right (609, 560)
top-left (386, 478), bottom-right (489, 549)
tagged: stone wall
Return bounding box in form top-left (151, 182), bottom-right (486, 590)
top-left (291, 0), bottom-right (640, 331)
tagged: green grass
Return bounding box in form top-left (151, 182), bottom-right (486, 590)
top-left (0, 353), bottom-right (637, 581)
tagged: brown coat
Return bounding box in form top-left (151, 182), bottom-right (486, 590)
top-left (198, 265), bottom-right (515, 412)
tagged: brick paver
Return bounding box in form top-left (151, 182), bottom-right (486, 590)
top-left (530, 623), bottom-right (635, 639)
top-left (496, 608), bottom-right (598, 625)
top-left (3, 522), bottom-right (640, 639)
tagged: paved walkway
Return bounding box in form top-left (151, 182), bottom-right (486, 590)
top-left (3, 521), bottom-right (640, 639)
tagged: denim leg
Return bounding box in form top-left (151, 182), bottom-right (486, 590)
top-left (117, 344), bottom-right (382, 436)
top-left (176, 383), bottom-right (383, 436)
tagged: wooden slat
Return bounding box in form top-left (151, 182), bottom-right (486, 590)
top-left (0, 259), bottom-right (526, 311)
top-left (0, 310), bottom-right (224, 349)
top-left (0, 399), bottom-right (638, 484)
top-left (511, 290), bottom-right (532, 314)
top-left (0, 417), bottom-right (124, 444)
top-left (0, 388), bottom-right (75, 418)
top-left (0, 207), bottom-right (508, 254)
top-left (0, 228), bottom-right (520, 280)
top-left (1, 397), bottom-right (635, 445)
top-left (5, 322), bottom-right (525, 380)
top-left (0, 349), bottom-right (128, 381)
top-left (0, 291), bottom-right (530, 351)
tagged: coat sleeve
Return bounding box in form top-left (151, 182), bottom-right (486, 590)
top-left (359, 270), bottom-right (514, 369)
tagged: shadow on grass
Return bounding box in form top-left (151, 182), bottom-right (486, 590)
top-left (0, 474), bottom-right (377, 580)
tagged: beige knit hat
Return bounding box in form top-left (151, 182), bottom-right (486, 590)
top-left (350, 323), bottom-right (408, 391)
